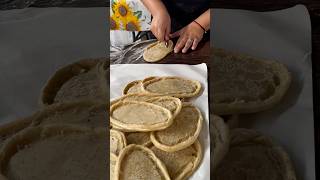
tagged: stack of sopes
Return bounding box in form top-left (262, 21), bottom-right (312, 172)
top-left (110, 76), bottom-right (204, 180)
top-left (212, 49), bottom-right (297, 180)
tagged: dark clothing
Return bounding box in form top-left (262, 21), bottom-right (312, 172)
top-left (162, 0), bottom-right (210, 31)
top-left (147, 0), bottom-right (210, 42)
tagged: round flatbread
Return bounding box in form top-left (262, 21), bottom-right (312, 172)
top-left (40, 58), bottom-right (108, 106)
top-left (150, 103), bottom-right (203, 152)
top-left (213, 128), bottom-right (297, 180)
top-left (0, 125), bottom-right (107, 180)
top-left (115, 144), bottom-right (171, 180)
top-left (126, 132), bottom-right (151, 146)
top-left (31, 100), bottom-right (107, 128)
top-left (110, 101), bottom-right (173, 132)
top-left (110, 129), bottom-right (127, 156)
top-left (212, 48), bottom-right (291, 115)
top-left (211, 115), bottom-right (229, 169)
top-left (111, 95), bottom-right (181, 132)
top-left (142, 76), bottom-right (202, 98)
top-left (143, 40), bottom-right (173, 62)
top-left (150, 140), bottom-right (203, 180)
top-left (110, 153), bottom-right (118, 180)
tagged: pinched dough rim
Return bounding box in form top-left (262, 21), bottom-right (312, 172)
top-left (110, 153), bottom-right (118, 163)
top-left (143, 40), bottom-right (173, 62)
top-left (110, 101), bottom-right (173, 132)
top-left (0, 117), bottom-right (33, 147)
top-left (39, 58), bottom-right (108, 106)
top-left (126, 132), bottom-right (152, 146)
top-left (31, 100), bottom-right (108, 128)
top-left (111, 124), bottom-right (137, 133)
top-left (212, 115), bottom-right (229, 169)
top-left (215, 128), bottom-right (297, 180)
top-left (110, 153), bottom-right (118, 180)
top-left (150, 140), bottom-right (203, 180)
top-left (146, 96), bottom-right (182, 119)
top-left (175, 140), bottom-right (203, 180)
top-left (122, 76), bottom-right (159, 95)
top-left (110, 93), bottom-right (162, 107)
top-left (110, 129), bottom-right (127, 156)
top-left (141, 76), bottom-right (159, 84)
top-left (0, 125), bottom-right (106, 180)
top-left (142, 76), bottom-right (202, 98)
top-left (213, 48), bottom-right (291, 115)
top-left (111, 93), bottom-right (164, 131)
top-left (115, 144), bottom-right (171, 180)
top-left (150, 103), bottom-right (203, 152)
top-left (122, 80), bottom-right (143, 95)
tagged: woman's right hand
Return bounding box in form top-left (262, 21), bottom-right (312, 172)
top-left (151, 10), bottom-right (171, 42)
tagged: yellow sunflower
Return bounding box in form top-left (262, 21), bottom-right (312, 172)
top-left (111, 0), bottom-right (142, 31)
top-left (110, 15), bottom-right (120, 30)
top-left (112, 0), bottom-right (133, 19)
top-left (124, 14), bottom-right (141, 31)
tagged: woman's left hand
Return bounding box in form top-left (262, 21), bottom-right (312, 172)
top-left (169, 21), bottom-right (205, 53)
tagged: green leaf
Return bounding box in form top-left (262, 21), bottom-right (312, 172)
top-left (134, 11), bottom-right (142, 19)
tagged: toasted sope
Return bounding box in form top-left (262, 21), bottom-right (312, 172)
top-left (150, 103), bottom-right (203, 152)
top-left (31, 100), bottom-right (107, 128)
top-left (110, 153), bottom-right (117, 180)
top-left (126, 132), bottom-right (152, 146)
top-left (122, 77), bottom-right (158, 95)
top-left (122, 80), bottom-right (143, 95)
top-left (143, 40), bottom-right (173, 62)
top-left (142, 76), bottom-right (202, 98)
top-left (212, 115), bottom-right (229, 169)
top-left (212, 48), bottom-right (291, 115)
top-left (110, 129), bottom-right (127, 156)
top-left (110, 93), bottom-right (162, 106)
top-left (40, 58), bottom-right (108, 106)
top-left (0, 125), bottom-right (107, 180)
top-left (115, 144), bottom-right (171, 180)
top-left (112, 95), bottom-right (182, 115)
top-left (146, 96), bottom-right (182, 119)
top-left (150, 140), bottom-right (203, 180)
top-left (213, 128), bottom-right (297, 180)
top-left (110, 101), bottom-right (173, 132)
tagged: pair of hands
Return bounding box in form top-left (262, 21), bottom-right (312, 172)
top-left (151, 11), bottom-right (204, 53)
